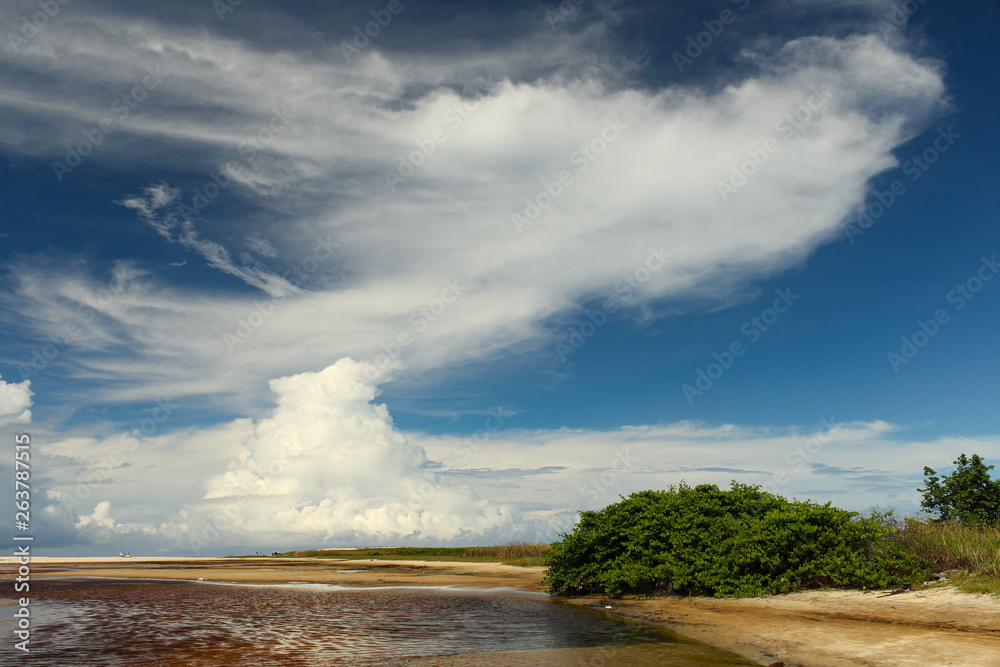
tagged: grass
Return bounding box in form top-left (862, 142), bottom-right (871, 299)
top-left (890, 519), bottom-right (1000, 576)
top-left (250, 541), bottom-right (552, 567)
top-left (946, 571), bottom-right (1000, 598)
top-left (464, 542), bottom-right (552, 559)
top-left (887, 518), bottom-right (1000, 597)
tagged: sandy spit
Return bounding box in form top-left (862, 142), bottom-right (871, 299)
top-left (0, 556), bottom-right (547, 591)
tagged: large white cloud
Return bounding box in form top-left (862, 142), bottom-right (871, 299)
top-left (199, 358), bottom-right (516, 543)
top-left (1, 18), bottom-right (948, 410)
top-left (39, 359), bottom-right (523, 553)
top-left (33, 359), bottom-right (1000, 554)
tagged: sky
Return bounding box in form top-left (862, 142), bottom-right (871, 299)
top-left (1, 0), bottom-right (998, 556)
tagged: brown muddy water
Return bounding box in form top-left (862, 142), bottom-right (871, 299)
top-left (1, 578), bottom-right (757, 666)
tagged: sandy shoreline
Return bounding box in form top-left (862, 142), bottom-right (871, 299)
top-left (1, 556), bottom-right (548, 591)
top-left (6, 557), bottom-right (999, 665)
top-left (568, 587), bottom-right (1000, 666)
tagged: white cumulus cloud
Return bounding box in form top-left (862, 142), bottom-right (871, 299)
top-left (195, 357), bottom-right (516, 545)
top-left (0, 374), bottom-right (32, 426)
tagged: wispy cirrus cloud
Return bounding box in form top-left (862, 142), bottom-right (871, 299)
top-left (118, 183), bottom-right (299, 298)
top-left (0, 1), bottom-right (965, 553)
top-left (2, 17), bottom-right (948, 409)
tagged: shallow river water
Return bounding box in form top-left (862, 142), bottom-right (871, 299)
top-left (2, 578), bottom-right (756, 666)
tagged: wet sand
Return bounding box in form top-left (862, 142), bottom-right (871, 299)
top-left (407, 643), bottom-right (759, 666)
top-left (8, 557), bottom-right (1000, 665)
top-left (568, 587), bottom-right (1000, 666)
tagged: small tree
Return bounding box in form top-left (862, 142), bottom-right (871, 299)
top-left (919, 453), bottom-right (1000, 526)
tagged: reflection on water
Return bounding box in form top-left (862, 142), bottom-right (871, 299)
top-left (1, 579), bottom-right (755, 666)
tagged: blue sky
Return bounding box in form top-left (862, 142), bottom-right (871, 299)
top-left (1, 0), bottom-right (998, 555)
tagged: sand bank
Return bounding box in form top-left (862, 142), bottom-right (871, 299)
top-left (567, 587), bottom-right (1000, 666)
top-left (4, 556), bottom-right (547, 591)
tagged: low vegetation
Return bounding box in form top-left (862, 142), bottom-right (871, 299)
top-left (889, 519), bottom-right (1000, 576)
top-left (464, 542), bottom-right (552, 560)
top-left (544, 453), bottom-right (1000, 599)
top-left (543, 483), bottom-right (930, 598)
top-left (265, 542), bottom-right (551, 566)
top-left (908, 452), bottom-right (1000, 596)
top-left (888, 519), bottom-right (1000, 596)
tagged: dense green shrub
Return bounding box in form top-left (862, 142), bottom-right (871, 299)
top-left (543, 483), bottom-right (930, 598)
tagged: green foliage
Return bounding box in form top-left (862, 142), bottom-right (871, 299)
top-left (543, 483), bottom-right (930, 598)
top-left (946, 571), bottom-right (1000, 598)
top-left (919, 453), bottom-right (1000, 526)
top-left (463, 541), bottom-right (552, 559)
top-left (888, 518), bottom-right (1000, 578)
top-left (267, 544), bottom-right (550, 566)
top-left (277, 547), bottom-right (471, 559)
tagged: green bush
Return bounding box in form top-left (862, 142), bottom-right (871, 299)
top-left (543, 483), bottom-right (930, 598)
